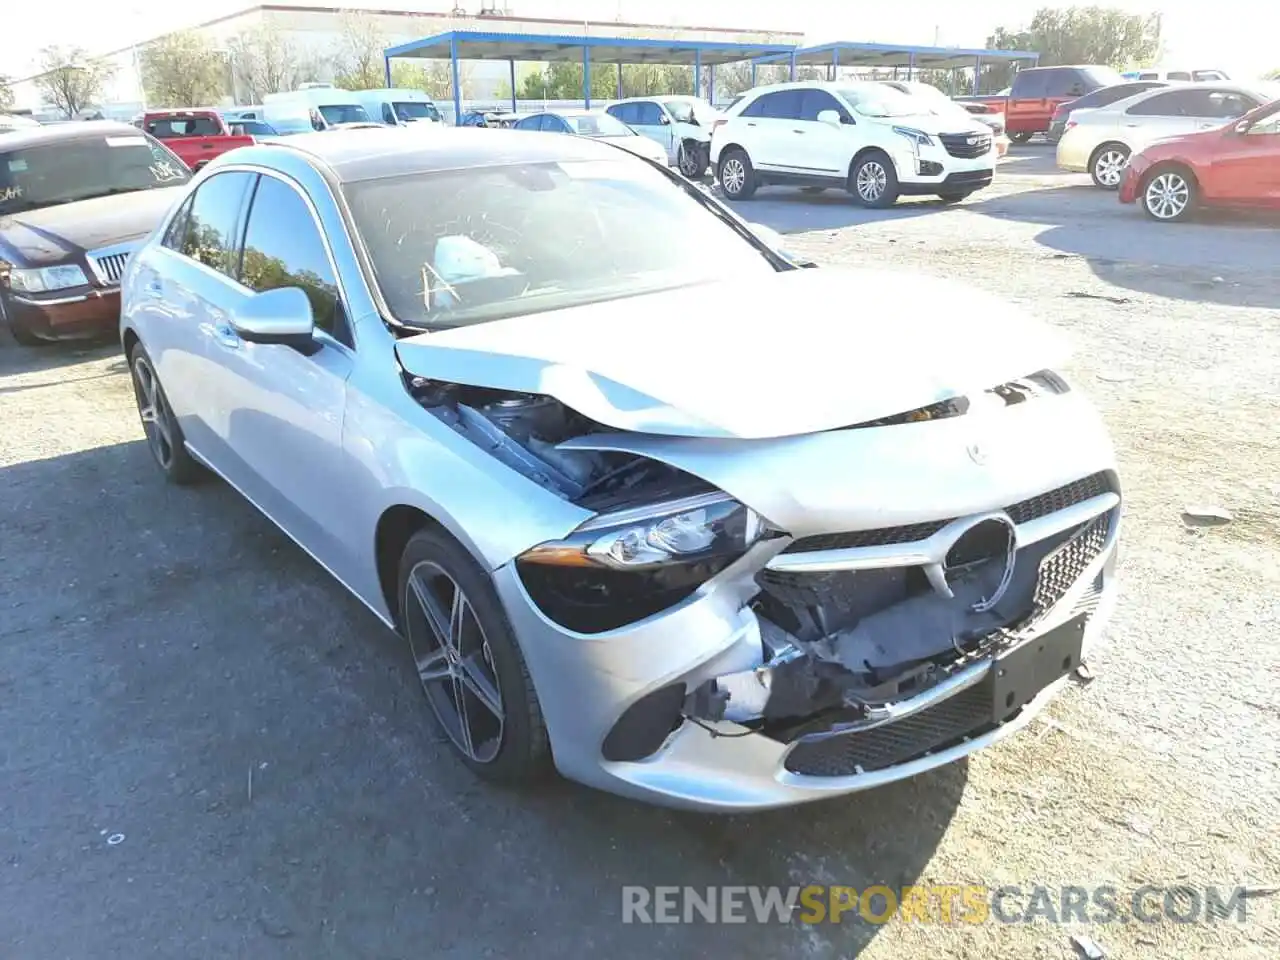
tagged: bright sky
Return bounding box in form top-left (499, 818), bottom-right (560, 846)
top-left (4, 0), bottom-right (1276, 81)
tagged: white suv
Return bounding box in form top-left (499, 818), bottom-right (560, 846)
top-left (710, 81), bottom-right (997, 207)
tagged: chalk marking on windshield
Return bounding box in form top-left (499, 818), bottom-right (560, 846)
top-left (105, 136), bottom-right (148, 147)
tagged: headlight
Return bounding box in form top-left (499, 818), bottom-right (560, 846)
top-left (892, 126), bottom-right (933, 149)
top-left (516, 493), bottom-right (777, 633)
top-left (8, 264), bottom-right (89, 294)
top-left (523, 492), bottom-right (770, 571)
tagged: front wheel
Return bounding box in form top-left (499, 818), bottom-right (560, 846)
top-left (1140, 168), bottom-right (1197, 223)
top-left (1090, 143), bottom-right (1130, 190)
top-left (849, 152), bottom-right (899, 208)
top-left (717, 149), bottom-right (757, 200)
top-left (398, 527), bottom-right (551, 784)
top-left (677, 141), bottom-right (705, 178)
top-left (1009, 131), bottom-right (1034, 144)
top-left (2, 296), bottom-right (47, 346)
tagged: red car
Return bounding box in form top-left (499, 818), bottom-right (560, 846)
top-left (1119, 98), bottom-right (1280, 221)
top-left (139, 109), bottom-right (255, 172)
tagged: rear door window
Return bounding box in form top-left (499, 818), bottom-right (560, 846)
top-left (1044, 69), bottom-right (1086, 97)
top-left (756, 90), bottom-right (804, 119)
top-left (1011, 71), bottom-right (1050, 98)
top-left (1166, 72), bottom-right (1192, 82)
top-left (1127, 90), bottom-right (1198, 116)
top-left (177, 171), bottom-right (256, 277)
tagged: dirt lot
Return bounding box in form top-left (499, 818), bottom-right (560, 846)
top-left (2, 143), bottom-right (1278, 959)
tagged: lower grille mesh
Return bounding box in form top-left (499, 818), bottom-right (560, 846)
top-left (784, 683), bottom-right (995, 776)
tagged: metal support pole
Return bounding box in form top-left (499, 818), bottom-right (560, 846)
top-left (450, 37), bottom-right (461, 125)
top-left (832, 47), bottom-right (839, 83)
top-left (789, 50), bottom-right (797, 81)
top-left (384, 56), bottom-right (391, 88)
top-left (709, 63), bottom-right (715, 104)
top-left (973, 57), bottom-right (981, 94)
top-left (617, 62), bottom-right (623, 98)
top-left (694, 50), bottom-right (701, 99)
top-left (751, 62), bottom-right (757, 86)
top-left (908, 52), bottom-right (915, 81)
top-left (509, 58), bottom-right (517, 113)
top-left (583, 45), bottom-right (591, 108)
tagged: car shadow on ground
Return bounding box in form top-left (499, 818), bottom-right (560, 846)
top-left (1, 440), bottom-right (965, 959)
top-left (965, 184), bottom-right (1280, 309)
top-left (0, 335), bottom-right (122, 380)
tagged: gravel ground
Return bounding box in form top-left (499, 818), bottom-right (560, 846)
top-left (2, 143), bottom-right (1278, 959)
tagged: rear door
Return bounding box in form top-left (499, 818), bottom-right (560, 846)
top-left (1007, 70), bottom-right (1051, 132)
top-left (740, 90), bottom-right (804, 170)
top-left (1122, 89), bottom-right (1219, 145)
top-left (139, 170), bottom-right (257, 464)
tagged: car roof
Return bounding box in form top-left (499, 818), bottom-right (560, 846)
top-left (0, 119), bottom-right (144, 150)
top-left (529, 109), bottom-right (610, 118)
top-left (239, 125), bottom-right (630, 183)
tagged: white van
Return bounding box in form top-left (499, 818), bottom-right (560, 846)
top-left (262, 86), bottom-right (372, 135)
top-left (1123, 68), bottom-right (1230, 82)
top-left (352, 88), bottom-right (443, 126)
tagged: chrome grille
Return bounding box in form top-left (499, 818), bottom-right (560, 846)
top-left (939, 132), bottom-right (993, 159)
top-left (783, 472), bottom-right (1115, 555)
top-left (94, 252), bottom-right (130, 284)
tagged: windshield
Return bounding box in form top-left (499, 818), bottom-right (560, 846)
top-left (663, 98), bottom-right (717, 124)
top-left (318, 103), bottom-right (371, 126)
top-left (344, 158), bottom-right (778, 330)
top-left (1079, 66), bottom-right (1125, 88)
top-left (566, 113), bottom-right (634, 137)
top-left (394, 101), bottom-right (441, 122)
top-left (839, 85), bottom-right (925, 118)
top-left (235, 120), bottom-right (277, 136)
top-left (0, 133), bottom-right (189, 215)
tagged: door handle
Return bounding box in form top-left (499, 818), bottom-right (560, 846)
top-left (213, 321), bottom-right (241, 348)
top-left (792, 129), bottom-right (805, 134)
top-left (1124, 123), bottom-right (1139, 128)
top-left (144, 280), bottom-right (163, 298)
top-left (745, 122), bottom-right (757, 127)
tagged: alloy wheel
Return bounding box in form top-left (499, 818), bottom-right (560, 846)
top-left (131, 355), bottom-right (176, 470)
top-left (720, 157), bottom-right (746, 195)
top-left (404, 560), bottom-right (505, 763)
top-left (1093, 149), bottom-right (1128, 187)
top-left (678, 142), bottom-right (701, 177)
top-left (855, 161), bottom-right (887, 203)
top-left (1144, 172), bottom-right (1190, 220)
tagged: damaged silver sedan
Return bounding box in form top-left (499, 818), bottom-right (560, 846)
top-left (120, 127), bottom-right (1120, 811)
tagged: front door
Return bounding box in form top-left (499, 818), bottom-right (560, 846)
top-left (204, 172), bottom-right (355, 572)
top-left (1207, 105), bottom-right (1280, 205)
top-left (629, 101), bottom-right (677, 161)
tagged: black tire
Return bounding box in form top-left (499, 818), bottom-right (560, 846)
top-left (938, 191), bottom-right (974, 204)
top-left (1139, 165), bottom-right (1198, 223)
top-left (397, 526), bottom-right (551, 785)
top-left (800, 186), bottom-right (827, 194)
top-left (1089, 142), bottom-right (1130, 190)
top-left (677, 140), bottom-right (704, 178)
top-left (848, 151), bottom-right (900, 208)
top-left (127, 342), bottom-right (205, 484)
top-left (1009, 131), bottom-right (1034, 143)
top-left (717, 148), bottom-right (757, 200)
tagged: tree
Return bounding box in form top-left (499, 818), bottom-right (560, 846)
top-left (34, 46), bottom-right (114, 118)
top-left (332, 10), bottom-right (387, 90)
top-left (981, 6), bottom-right (1161, 91)
top-left (140, 31), bottom-right (227, 108)
top-left (227, 24), bottom-right (304, 101)
top-left (0, 76), bottom-right (14, 111)
top-left (515, 61), bottom-right (618, 101)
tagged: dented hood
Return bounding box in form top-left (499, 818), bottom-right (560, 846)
top-left (394, 268), bottom-right (1069, 440)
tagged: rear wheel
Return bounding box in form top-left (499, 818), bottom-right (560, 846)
top-left (128, 342), bottom-right (205, 484)
top-left (717, 149), bottom-right (757, 200)
top-left (849, 152), bottom-right (899, 208)
top-left (1009, 131), bottom-right (1034, 144)
top-left (1140, 167), bottom-right (1197, 223)
top-left (1090, 143), bottom-right (1130, 189)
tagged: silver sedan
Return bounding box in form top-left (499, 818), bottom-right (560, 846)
top-left (120, 127), bottom-right (1121, 811)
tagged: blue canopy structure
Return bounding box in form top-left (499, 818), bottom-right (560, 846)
top-left (383, 30), bottom-right (800, 120)
top-left (752, 41), bottom-right (1041, 93)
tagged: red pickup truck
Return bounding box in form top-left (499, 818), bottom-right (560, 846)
top-left (956, 65), bottom-right (1125, 141)
top-left (139, 109), bottom-right (255, 171)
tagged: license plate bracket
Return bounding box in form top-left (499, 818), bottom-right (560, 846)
top-left (989, 616), bottom-right (1086, 719)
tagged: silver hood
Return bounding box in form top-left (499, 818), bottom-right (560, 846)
top-left (394, 267), bottom-right (1070, 440)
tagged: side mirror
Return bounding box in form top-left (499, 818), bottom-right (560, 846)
top-left (1234, 119), bottom-right (1251, 134)
top-left (659, 114), bottom-right (671, 125)
top-left (230, 287), bottom-right (316, 349)
top-left (816, 109), bottom-right (843, 128)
